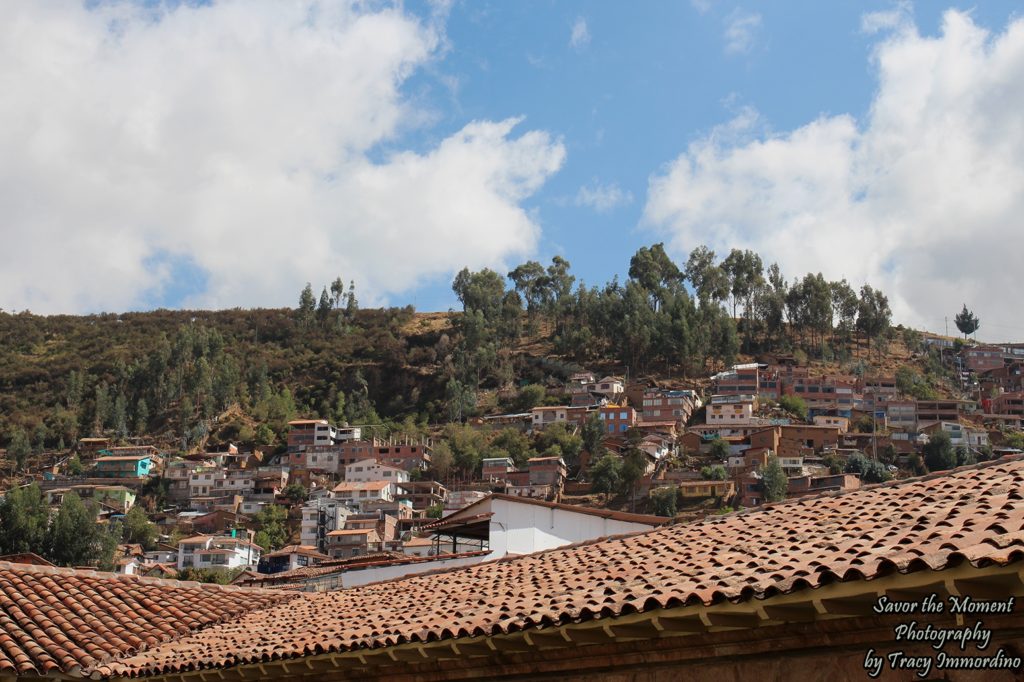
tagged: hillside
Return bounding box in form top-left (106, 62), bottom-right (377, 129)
top-left (0, 243), bottom-right (982, 466)
top-left (0, 306), bottom-right (447, 451)
top-left (0, 306), bottom-right (960, 458)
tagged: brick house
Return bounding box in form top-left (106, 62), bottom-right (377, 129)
top-left (640, 388), bottom-right (699, 425)
top-left (993, 391), bottom-right (1024, 417)
top-left (598, 405), bottom-right (637, 434)
top-left (963, 345), bottom-right (1005, 373)
top-left (325, 528), bottom-right (382, 559)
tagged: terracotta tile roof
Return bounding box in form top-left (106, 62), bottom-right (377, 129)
top-left (236, 551), bottom-right (491, 588)
top-left (0, 563), bottom-right (294, 676)
top-left (263, 545), bottom-right (330, 560)
top-left (0, 553), bottom-right (54, 567)
top-left (402, 536), bottom-right (434, 547)
top-left (108, 457), bottom-right (1024, 676)
top-left (332, 481), bottom-right (392, 492)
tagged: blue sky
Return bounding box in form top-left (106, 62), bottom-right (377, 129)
top-left (2, 1), bottom-right (1024, 339)
top-left (394, 0), bottom-right (1021, 317)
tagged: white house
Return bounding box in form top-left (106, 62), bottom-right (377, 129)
top-left (344, 459), bottom-right (411, 484)
top-left (331, 480), bottom-right (395, 509)
top-left (531, 406), bottom-right (568, 430)
top-left (586, 376), bottom-right (625, 399)
top-left (779, 456), bottom-right (804, 476)
top-left (300, 498), bottom-right (355, 549)
top-left (336, 494), bottom-right (666, 588)
top-left (638, 435), bottom-right (674, 461)
top-left (188, 467), bottom-right (226, 499)
top-left (706, 394), bottom-right (759, 426)
top-left (214, 470), bottom-right (255, 496)
top-left (176, 535), bottom-right (262, 571)
top-left (260, 545), bottom-right (330, 574)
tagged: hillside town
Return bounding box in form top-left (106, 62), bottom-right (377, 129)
top-left (5, 1), bottom-right (1024, 678)
top-left (2, 335), bottom-right (1021, 596)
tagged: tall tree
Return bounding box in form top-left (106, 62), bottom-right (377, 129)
top-left (7, 428), bottom-right (31, 472)
top-left (93, 382), bottom-right (111, 434)
top-left (330, 277), bottom-right (346, 308)
top-left (760, 456), bottom-right (787, 503)
top-left (48, 492), bottom-right (108, 567)
top-left (507, 261), bottom-right (547, 316)
top-left (753, 262), bottom-right (787, 346)
top-left (856, 285), bottom-right (892, 356)
top-left (296, 283), bottom-right (316, 328)
top-left (685, 246), bottom-right (729, 307)
top-left (589, 453), bottom-right (623, 498)
top-left (954, 304), bottom-right (980, 339)
top-left (134, 398), bottom-right (149, 435)
top-left (830, 279), bottom-right (859, 346)
top-left (316, 287), bottom-right (332, 327)
top-left (923, 431), bottom-right (956, 472)
top-left (452, 268), bottom-right (506, 322)
top-left (344, 281), bottom-right (359, 320)
top-left (252, 505), bottom-right (289, 552)
top-left (545, 256), bottom-right (576, 310)
top-left (581, 410), bottom-right (607, 464)
top-left (721, 248), bottom-right (763, 320)
top-left (113, 392), bottom-right (129, 439)
top-left (0, 483), bottom-right (49, 554)
top-left (121, 505), bottom-right (158, 550)
top-left (628, 243), bottom-right (682, 311)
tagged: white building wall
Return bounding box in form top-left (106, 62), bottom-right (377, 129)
top-left (341, 554), bottom-right (487, 588)
top-left (487, 498), bottom-right (655, 559)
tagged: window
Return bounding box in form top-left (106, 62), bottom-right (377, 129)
top-left (620, 412), bottom-right (628, 419)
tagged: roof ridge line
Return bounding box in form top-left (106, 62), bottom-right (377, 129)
top-left (718, 452), bottom-right (1024, 520)
top-left (0, 560), bottom-right (283, 594)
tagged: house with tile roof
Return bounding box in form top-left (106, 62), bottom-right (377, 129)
top-left (92, 455), bottom-right (155, 479)
top-left (342, 458), bottom-right (410, 484)
top-left (325, 528), bottom-right (382, 559)
top-left (331, 480), bottom-right (395, 509)
top-left (176, 535), bottom-right (262, 572)
top-left (7, 458), bottom-right (1024, 680)
top-left (258, 544), bottom-right (331, 574)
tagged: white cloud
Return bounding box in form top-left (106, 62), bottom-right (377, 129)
top-left (643, 10), bottom-right (1024, 339)
top-left (691, 0), bottom-right (714, 15)
top-left (723, 9), bottom-right (762, 55)
top-left (861, 1), bottom-right (913, 35)
top-left (570, 17), bottom-right (591, 50)
top-left (0, 0), bottom-right (565, 313)
top-left (575, 181), bottom-right (634, 212)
